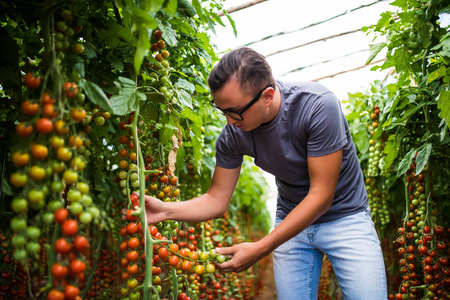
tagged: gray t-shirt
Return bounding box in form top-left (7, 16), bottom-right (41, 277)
top-left (214, 80), bottom-right (368, 224)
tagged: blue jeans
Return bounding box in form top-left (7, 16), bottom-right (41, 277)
top-left (273, 208), bottom-right (387, 300)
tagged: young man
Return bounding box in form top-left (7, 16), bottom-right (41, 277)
top-left (140, 47), bottom-right (387, 299)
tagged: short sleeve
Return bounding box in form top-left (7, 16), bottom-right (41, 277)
top-left (306, 92), bottom-right (347, 157)
top-left (215, 126), bottom-right (244, 169)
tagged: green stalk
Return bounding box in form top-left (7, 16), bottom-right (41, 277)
top-left (81, 233), bottom-right (104, 299)
top-left (129, 104), bottom-right (159, 300)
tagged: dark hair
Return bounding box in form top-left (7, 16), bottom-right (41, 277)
top-left (207, 47), bottom-right (275, 96)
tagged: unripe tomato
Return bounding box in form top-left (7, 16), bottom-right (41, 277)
top-left (12, 152), bottom-right (30, 167)
top-left (72, 43), bottom-right (84, 55)
top-left (31, 144), bottom-right (49, 160)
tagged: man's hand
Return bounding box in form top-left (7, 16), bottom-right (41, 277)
top-left (132, 191), bottom-right (166, 224)
top-left (215, 242), bottom-right (264, 273)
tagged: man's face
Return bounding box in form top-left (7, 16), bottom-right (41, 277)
top-left (211, 79), bottom-right (271, 131)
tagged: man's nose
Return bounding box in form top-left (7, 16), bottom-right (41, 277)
top-left (225, 115), bottom-right (237, 126)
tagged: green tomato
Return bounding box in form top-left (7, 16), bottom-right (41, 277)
top-left (48, 201), bottom-right (63, 212)
top-left (27, 189), bottom-right (44, 204)
top-left (11, 217), bottom-right (27, 232)
top-left (51, 181), bottom-right (65, 193)
top-left (70, 202), bottom-right (84, 215)
top-left (77, 182), bottom-right (90, 194)
top-left (11, 197), bottom-right (27, 213)
top-left (80, 195), bottom-right (93, 206)
top-left (43, 212), bottom-right (54, 224)
top-left (94, 116), bottom-right (105, 126)
top-left (26, 242), bottom-right (41, 256)
top-left (12, 234), bottom-right (26, 248)
top-left (79, 211), bottom-right (92, 224)
top-left (26, 226), bottom-right (41, 240)
top-left (67, 189), bottom-right (82, 202)
top-left (13, 249), bottom-right (27, 261)
top-left (216, 255), bottom-right (226, 263)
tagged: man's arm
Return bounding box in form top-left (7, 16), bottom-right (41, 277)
top-left (140, 166), bottom-right (241, 224)
top-left (216, 149), bottom-right (342, 273)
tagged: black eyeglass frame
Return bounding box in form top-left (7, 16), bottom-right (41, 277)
top-left (210, 83), bottom-right (274, 121)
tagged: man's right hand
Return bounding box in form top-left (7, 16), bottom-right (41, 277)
top-left (132, 191), bottom-right (167, 224)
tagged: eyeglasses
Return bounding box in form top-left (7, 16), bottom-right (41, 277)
top-left (210, 83), bottom-right (273, 121)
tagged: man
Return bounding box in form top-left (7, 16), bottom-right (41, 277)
top-left (141, 47), bottom-right (387, 299)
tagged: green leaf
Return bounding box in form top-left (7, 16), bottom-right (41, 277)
top-left (176, 78), bottom-right (195, 93)
top-left (415, 143), bottom-right (432, 175)
top-left (420, 21), bottom-right (434, 49)
top-left (156, 19), bottom-right (178, 47)
top-left (79, 80), bottom-right (113, 112)
top-left (437, 90), bottom-right (450, 130)
top-left (366, 43), bottom-right (386, 64)
top-left (383, 135), bottom-right (399, 170)
top-left (134, 27), bottom-right (151, 74)
top-left (177, 89), bottom-right (193, 109)
top-left (427, 65), bottom-right (446, 84)
top-left (163, 0), bottom-right (178, 15)
top-left (396, 148), bottom-right (416, 178)
top-left (375, 11), bottom-right (392, 31)
top-left (180, 107), bottom-right (202, 127)
top-left (109, 86), bottom-right (145, 116)
top-left (116, 76), bottom-right (136, 87)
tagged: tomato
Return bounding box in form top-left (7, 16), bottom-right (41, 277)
top-left (70, 157), bottom-right (85, 171)
top-left (64, 285), bottom-right (80, 300)
top-left (30, 144), bottom-right (49, 160)
top-left (11, 152), bottom-right (30, 167)
top-left (128, 237), bottom-right (140, 249)
top-left (194, 264), bottom-right (205, 275)
top-left (62, 219), bottom-right (78, 237)
top-left (120, 135), bottom-right (129, 144)
top-left (161, 50), bottom-right (169, 59)
top-left (49, 135), bottom-right (65, 149)
top-left (51, 263), bottom-right (68, 279)
top-left (42, 93), bottom-right (55, 105)
top-left (72, 43), bottom-right (84, 55)
top-left (42, 104), bottom-right (57, 118)
top-left (158, 247), bottom-right (169, 260)
top-left (16, 122), bottom-right (33, 137)
top-left (94, 116), bottom-right (105, 126)
top-left (54, 238), bottom-right (71, 254)
top-left (54, 120), bottom-right (69, 135)
top-left (35, 118), bottom-right (53, 134)
top-left (11, 197), bottom-right (27, 213)
top-left (169, 255), bottom-right (179, 267)
top-left (205, 263), bottom-right (215, 273)
top-left (71, 107), bottom-right (86, 122)
top-left (126, 209), bottom-right (137, 222)
top-left (54, 208), bottom-right (68, 224)
top-left (64, 82), bottom-right (79, 98)
top-left (154, 30), bottom-right (162, 40)
top-left (21, 100), bottom-right (39, 116)
top-left (157, 40), bottom-right (165, 49)
top-left (47, 289), bottom-right (65, 300)
top-left (29, 165), bottom-right (46, 181)
top-left (27, 189), bottom-right (44, 205)
top-left (126, 250), bottom-right (139, 262)
top-left (126, 223), bottom-right (138, 235)
top-left (181, 260), bottom-right (192, 272)
top-left (70, 259), bottom-right (86, 275)
top-left (126, 264), bottom-right (138, 275)
top-left (434, 225), bottom-right (444, 234)
top-left (119, 148), bottom-right (128, 157)
top-left (10, 172), bottom-right (28, 187)
top-left (23, 72), bottom-right (41, 89)
top-left (57, 147), bottom-right (73, 161)
top-left (169, 176), bottom-right (178, 186)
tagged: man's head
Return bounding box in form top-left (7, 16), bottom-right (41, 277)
top-left (208, 47), bottom-right (275, 96)
top-left (208, 47), bottom-right (279, 131)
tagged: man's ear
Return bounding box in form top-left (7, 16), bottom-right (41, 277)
top-left (262, 87), bottom-right (275, 107)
